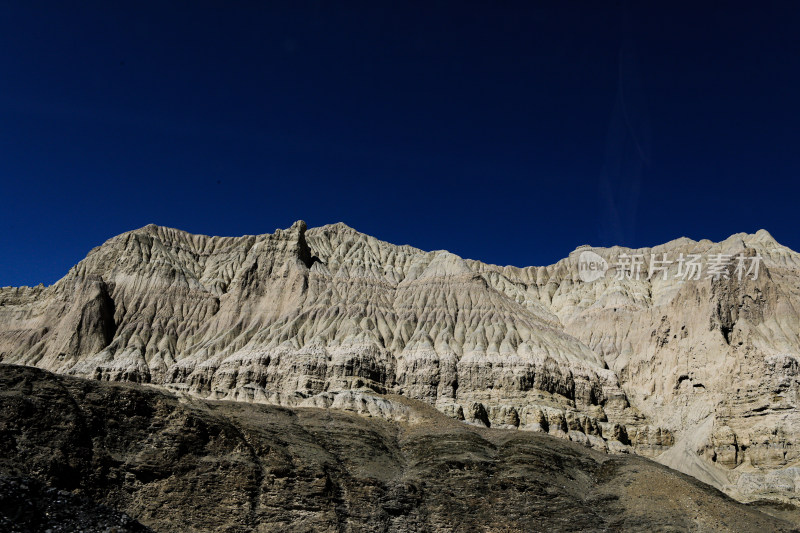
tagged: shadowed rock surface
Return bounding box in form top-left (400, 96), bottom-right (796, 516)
top-left (0, 475), bottom-right (151, 533)
top-left (0, 364), bottom-right (797, 532)
top-left (2, 222), bottom-right (800, 506)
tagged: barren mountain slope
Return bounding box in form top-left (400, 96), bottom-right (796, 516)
top-left (1, 221), bottom-right (799, 507)
top-left (1, 365), bottom-right (796, 532)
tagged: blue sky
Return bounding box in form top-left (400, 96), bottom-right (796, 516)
top-left (1, 2), bottom-right (799, 286)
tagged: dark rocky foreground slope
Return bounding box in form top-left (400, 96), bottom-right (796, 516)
top-left (0, 365), bottom-right (796, 532)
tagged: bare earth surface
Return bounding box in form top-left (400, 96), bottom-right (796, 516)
top-left (1, 365), bottom-right (797, 532)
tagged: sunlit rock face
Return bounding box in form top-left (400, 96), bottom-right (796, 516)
top-left (2, 221), bottom-right (800, 506)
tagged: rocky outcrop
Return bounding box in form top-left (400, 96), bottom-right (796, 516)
top-left (0, 365), bottom-right (796, 532)
top-left (0, 475), bottom-right (151, 533)
top-left (1, 221), bottom-right (800, 507)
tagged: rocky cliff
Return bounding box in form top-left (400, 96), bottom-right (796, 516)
top-left (1, 221), bottom-right (799, 508)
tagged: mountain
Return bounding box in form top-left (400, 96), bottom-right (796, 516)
top-left (1, 221), bottom-right (800, 510)
top-left (1, 364), bottom-right (796, 532)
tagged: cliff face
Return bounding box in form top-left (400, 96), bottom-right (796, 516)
top-left (1, 365), bottom-right (796, 533)
top-left (1, 221), bottom-right (799, 506)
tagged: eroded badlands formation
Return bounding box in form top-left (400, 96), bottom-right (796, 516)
top-left (1, 221), bottom-right (799, 507)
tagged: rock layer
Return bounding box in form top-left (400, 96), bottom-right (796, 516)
top-left (1, 221), bottom-right (799, 507)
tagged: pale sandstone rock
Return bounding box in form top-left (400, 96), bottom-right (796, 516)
top-left (2, 221), bottom-right (800, 506)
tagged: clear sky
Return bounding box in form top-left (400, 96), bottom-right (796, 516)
top-left (1, 2), bottom-right (799, 286)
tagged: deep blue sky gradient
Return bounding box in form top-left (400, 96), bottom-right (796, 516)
top-left (2, 2), bottom-right (799, 286)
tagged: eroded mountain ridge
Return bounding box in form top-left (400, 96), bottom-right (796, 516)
top-left (2, 221), bottom-right (799, 507)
